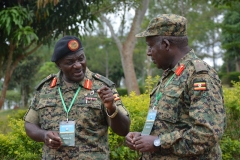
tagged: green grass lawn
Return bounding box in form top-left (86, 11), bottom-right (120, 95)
top-left (0, 109), bottom-right (15, 118)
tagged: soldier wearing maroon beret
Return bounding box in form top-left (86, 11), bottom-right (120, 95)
top-left (24, 35), bottom-right (130, 159)
top-left (125, 14), bottom-right (226, 159)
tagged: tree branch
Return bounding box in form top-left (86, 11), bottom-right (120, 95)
top-left (100, 15), bottom-right (123, 55)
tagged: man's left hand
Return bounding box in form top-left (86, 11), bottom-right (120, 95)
top-left (134, 135), bottom-right (159, 152)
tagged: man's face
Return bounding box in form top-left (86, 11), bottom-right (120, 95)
top-left (56, 50), bottom-right (86, 83)
top-left (146, 36), bottom-right (172, 70)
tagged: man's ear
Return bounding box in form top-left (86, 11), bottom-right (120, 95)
top-left (162, 39), bottom-right (170, 50)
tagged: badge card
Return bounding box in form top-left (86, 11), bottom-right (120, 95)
top-left (141, 109), bottom-right (157, 135)
top-left (59, 121), bottom-right (75, 146)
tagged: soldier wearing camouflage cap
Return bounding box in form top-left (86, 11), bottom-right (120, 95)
top-left (24, 35), bottom-right (130, 159)
top-left (125, 14), bottom-right (226, 159)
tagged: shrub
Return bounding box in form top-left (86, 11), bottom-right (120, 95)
top-left (228, 73), bottom-right (240, 84)
top-left (223, 78), bottom-right (240, 139)
top-left (0, 110), bottom-right (42, 159)
top-left (218, 72), bottom-right (225, 80)
top-left (109, 92), bottom-right (149, 160)
top-left (5, 90), bottom-right (21, 102)
top-left (108, 75), bottom-right (159, 159)
top-left (221, 72), bottom-right (240, 87)
top-left (1, 76), bottom-right (240, 159)
top-left (117, 88), bottom-right (128, 96)
top-left (0, 109), bottom-right (27, 134)
top-left (221, 77), bottom-right (240, 159)
top-left (221, 136), bottom-right (240, 160)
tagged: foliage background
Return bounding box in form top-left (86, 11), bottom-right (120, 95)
top-left (1, 77), bottom-right (240, 160)
top-left (1, 0), bottom-right (240, 159)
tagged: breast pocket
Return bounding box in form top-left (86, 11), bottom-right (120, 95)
top-left (158, 85), bottom-right (184, 123)
top-left (75, 98), bottom-right (105, 130)
top-left (37, 98), bottom-right (62, 130)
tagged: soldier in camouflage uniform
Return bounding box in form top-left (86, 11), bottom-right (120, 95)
top-left (125, 14), bottom-right (226, 159)
top-left (24, 35), bottom-right (130, 160)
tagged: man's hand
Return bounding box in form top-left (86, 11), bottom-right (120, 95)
top-left (45, 131), bottom-right (62, 149)
top-left (97, 86), bottom-right (114, 109)
top-left (125, 132), bottom-right (141, 150)
top-left (126, 132), bottom-right (159, 152)
top-left (134, 135), bottom-right (158, 152)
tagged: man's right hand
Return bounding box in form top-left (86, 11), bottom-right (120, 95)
top-left (125, 132), bottom-right (141, 150)
top-left (45, 131), bottom-right (62, 149)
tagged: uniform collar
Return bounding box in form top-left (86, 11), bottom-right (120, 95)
top-left (55, 67), bottom-right (93, 89)
top-left (164, 49), bottom-right (196, 76)
top-left (79, 67), bottom-right (94, 89)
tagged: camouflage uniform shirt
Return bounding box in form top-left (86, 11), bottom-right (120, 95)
top-left (141, 50), bottom-right (226, 160)
top-left (24, 68), bottom-right (129, 160)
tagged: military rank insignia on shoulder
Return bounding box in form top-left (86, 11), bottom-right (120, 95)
top-left (192, 60), bottom-right (208, 73)
top-left (35, 74), bottom-right (56, 91)
top-left (92, 73), bottom-right (115, 87)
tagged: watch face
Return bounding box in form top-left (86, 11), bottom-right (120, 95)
top-left (154, 138), bottom-right (161, 147)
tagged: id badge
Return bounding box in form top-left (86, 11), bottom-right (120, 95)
top-left (141, 109), bottom-right (157, 135)
top-left (59, 121), bottom-right (75, 146)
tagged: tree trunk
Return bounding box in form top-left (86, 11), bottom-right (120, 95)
top-left (212, 43), bottom-right (217, 70)
top-left (0, 43), bottom-right (15, 110)
top-left (105, 50), bottom-right (109, 78)
top-left (179, 0), bottom-right (185, 17)
top-left (100, 0), bottom-right (149, 95)
top-left (0, 55), bottom-right (3, 80)
top-left (21, 84), bottom-right (29, 107)
top-left (236, 57), bottom-right (240, 72)
top-left (121, 44), bottom-right (139, 95)
top-left (0, 43), bottom-right (42, 110)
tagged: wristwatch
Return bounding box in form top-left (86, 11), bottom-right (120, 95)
top-left (153, 136), bottom-right (161, 147)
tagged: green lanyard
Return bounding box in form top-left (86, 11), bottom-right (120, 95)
top-left (58, 86), bottom-right (81, 121)
top-left (153, 73), bottom-right (175, 108)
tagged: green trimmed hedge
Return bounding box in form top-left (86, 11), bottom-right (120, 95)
top-left (220, 72), bottom-right (240, 87)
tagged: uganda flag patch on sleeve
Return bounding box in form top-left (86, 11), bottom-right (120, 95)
top-left (193, 81), bottom-right (207, 91)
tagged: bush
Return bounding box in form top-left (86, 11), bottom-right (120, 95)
top-left (0, 109), bottom-right (27, 134)
top-left (1, 76), bottom-right (240, 159)
top-left (218, 72), bottom-right (225, 80)
top-left (223, 79), bottom-right (240, 138)
top-left (228, 72), bottom-right (240, 83)
top-left (108, 92), bottom-right (149, 159)
top-left (221, 136), bottom-right (240, 160)
top-left (221, 77), bottom-right (240, 159)
top-left (117, 88), bottom-right (128, 96)
top-left (0, 110), bottom-right (43, 159)
top-left (5, 90), bottom-right (21, 102)
top-left (108, 76), bottom-right (160, 159)
top-left (221, 72), bottom-right (240, 87)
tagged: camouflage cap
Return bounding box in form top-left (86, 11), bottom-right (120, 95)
top-left (136, 14), bottom-right (187, 37)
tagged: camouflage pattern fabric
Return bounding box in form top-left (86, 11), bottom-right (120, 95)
top-left (141, 50), bottom-right (226, 160)
top-left (24, 67), bottom-right (129, 160)
top-left (136, 14), bottom-right (187, 37)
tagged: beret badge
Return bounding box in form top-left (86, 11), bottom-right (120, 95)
top-left (68, 40), bottom-right (79, 51)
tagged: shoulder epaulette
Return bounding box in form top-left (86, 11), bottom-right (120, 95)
top-left (192, 59), bottom-right (208, 73)
top-left (35, 74), bottom-right (56, 91)
top-left (92, 73), bottom-right (115, 87)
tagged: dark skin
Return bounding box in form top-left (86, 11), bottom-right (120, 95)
top-left (125, 35), bottom-right (191, 152)
top-left (25, 50), bottom-right (130, 149)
